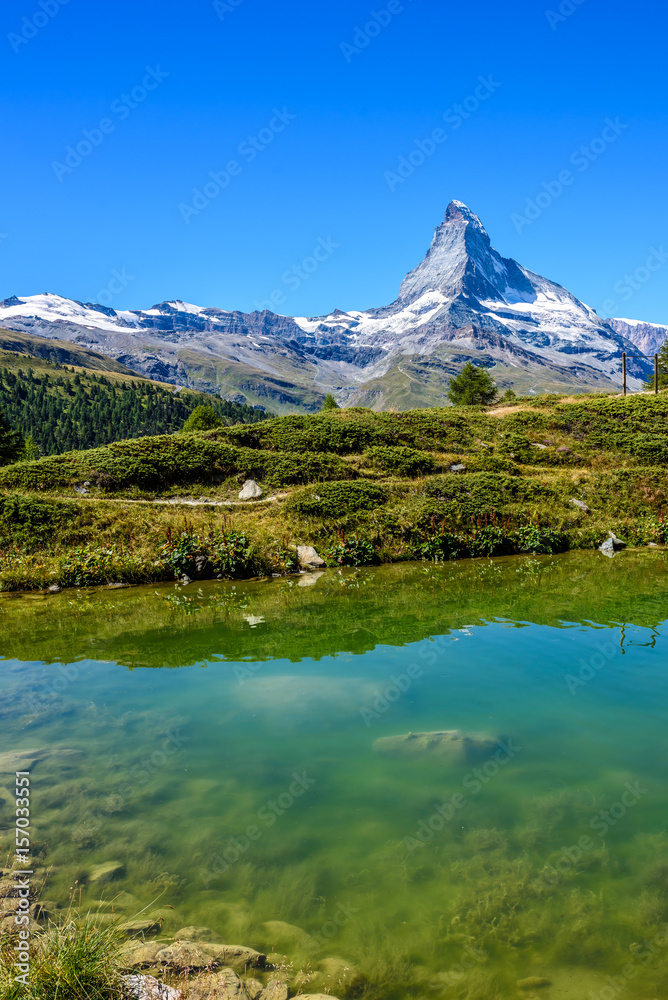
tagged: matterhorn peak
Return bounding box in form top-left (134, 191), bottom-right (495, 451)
top-left (398, 199), bottom-right (500, 303)
top-left (443, 199), bottom-right (486, 230)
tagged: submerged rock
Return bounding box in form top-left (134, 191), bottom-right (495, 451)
top-left (173, 925), bottom-right (221, 943)
top-left (185, 968), bottom-right (250, 1000)
top-left (261, 980), bottom-right (289, 1000)
top-left (155, 941), bottom-right (265, 974)
top-left (261, 920), bottom-right (315, 950)
top-left (119, 917), bottom-right (162, 936)
top-left (239, 480), bottom-right (263, 501)
top-left (517, 977), bottom-right (551, 989)
top-left (0, 747), bottom-right (82, 775)
top-left (373, 730), bottom-right (504, 763)
top-left (89, 861), bottom-right (126, 883)
top-left (204, 944), bottom-right (266, 971)
top-left (155, 942), bottom-right (218, 972)
top-left (121, 940), bottom-right (163, 969)
top-left (245, 980), bottom-right (264, 1000)
top-left (302, 995), bottom-right (343, 1000)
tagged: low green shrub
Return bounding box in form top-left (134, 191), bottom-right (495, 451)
top-left (326, 534), bottom-right (377, 566)
top-left (513, 525), bottom-right (566, 554)
top-left (465, 454), bottom-right (520, 475)
top-left (365, 445), bottom-right (437, 477)
top-left (58, 546), bottom-right (147, 587)
top-left (285, 480), bottom-right (388, 518)
top-left (0, 494), bottom-right (80, 546)
top-left (413, 518), bottom-right (566, 562)
top-left (160, 529), bottom-right (259, 580)
top-left (0, 437), bottom-right (354, 492)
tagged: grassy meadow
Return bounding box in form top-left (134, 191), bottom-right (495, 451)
top-left (0, 391), bottom-right (667, 592)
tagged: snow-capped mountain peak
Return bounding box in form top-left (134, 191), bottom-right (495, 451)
top-left (398, 200), bottom-right (537, 307)
top-left (0, 202), bottom-right (659, 409)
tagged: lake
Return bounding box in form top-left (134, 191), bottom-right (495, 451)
top-left (1, 550), bottom-right (667, 1000)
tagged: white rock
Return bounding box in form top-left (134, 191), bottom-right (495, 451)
top-left (123, 975), bottom-right (182, 1000)
top-left (296, 545), bottom-right (326, 568)
top-left (239, 480), bottom-right (263, 501)
top-left (569, 498), bottom-right (591, 513)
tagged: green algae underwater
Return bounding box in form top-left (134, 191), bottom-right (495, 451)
top-left (1, 550), bottom-right (668, 1000)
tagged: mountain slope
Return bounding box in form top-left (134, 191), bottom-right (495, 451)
top-left (608, 318), bottom-right (668, 356)
top-left (0, 202), bottom-right (657, 411)
top-left (0, 326), bottom-right (141, 375)
top-left (0, 347), bottom-right (270, 455)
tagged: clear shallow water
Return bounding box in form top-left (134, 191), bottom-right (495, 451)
top-left (1, 551), bottom-right (668, 999)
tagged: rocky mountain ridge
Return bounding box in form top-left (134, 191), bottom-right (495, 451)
top-left (0, 201), bottom-right (661, 412)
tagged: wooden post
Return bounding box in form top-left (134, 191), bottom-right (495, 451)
top-left (622, 353), bottom-right (627, 396)
top-left (655, 353), bottom-right (659, 394)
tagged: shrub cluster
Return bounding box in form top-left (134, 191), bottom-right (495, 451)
top-left (160, 529), bottom-right (260, 580)
top-left (365, 445), bottom-right (436, 477)
top-left (415, 520), bottom-right (566, 561)
top-left (285, 480), bottom-right (388, 518)
top-left (0, 436), bottom-right (355, 492)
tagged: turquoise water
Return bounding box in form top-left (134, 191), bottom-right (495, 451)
top-left (1, 551), bottom-right (667, 998)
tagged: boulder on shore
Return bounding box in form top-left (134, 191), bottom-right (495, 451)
top-left (373, 729), bottom-right (505, 763)
top-left (124, 975), bottom-right (181, 1000)
top-left (239, 480), bottom-right (263, 501)
top-left (296, 545), bottom-right (326, 569)
top-left (599, 531), bottom-right (626, 556)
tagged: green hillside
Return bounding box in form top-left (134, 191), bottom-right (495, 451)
top-left (0, 326), bottom-right (141, 374)
top-left (0, 350), bottom-right (270, 455)
top-left (0, 389), bottom-right (667, 592)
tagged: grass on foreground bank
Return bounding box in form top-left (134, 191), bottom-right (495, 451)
top-left (1, 391), bottom-right (667, 592)
top-left (0, 915), bottom-right (129, 1000)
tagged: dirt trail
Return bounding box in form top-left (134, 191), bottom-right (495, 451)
top-left (74, 494), bottom-right (284, 508)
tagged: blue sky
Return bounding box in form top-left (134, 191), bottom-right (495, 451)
top-left (1, 0), bottom-right (667, 323)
